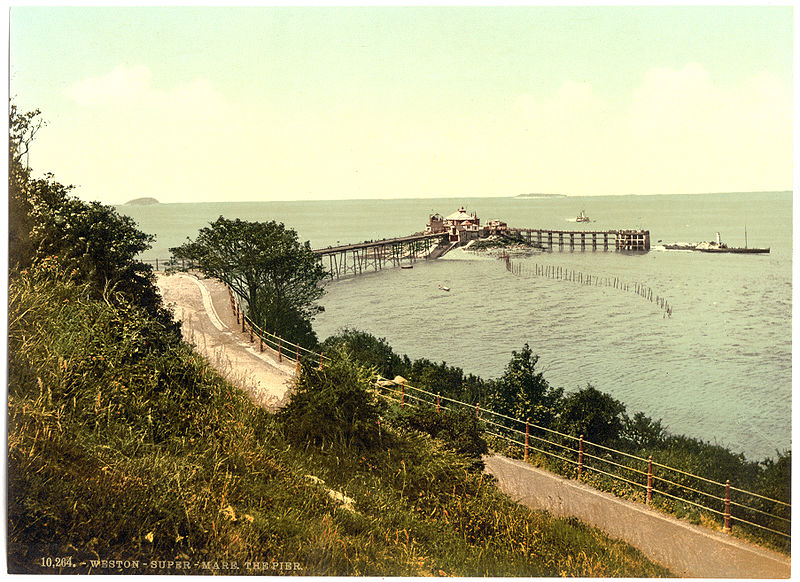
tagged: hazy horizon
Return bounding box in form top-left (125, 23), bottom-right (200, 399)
top-left (118, 189), bottom-right (793, 206)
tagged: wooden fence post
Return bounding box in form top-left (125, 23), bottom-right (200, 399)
top-left (155, 258), bottom-right (159, 271)
top-left (475, 402), bottom-right (480, 418)
top-left (249, 325), bottom-right (254, 343)
top-left (319, 351), bottom-right (324, 370)
top-left (259, 332), bottom-right (263, 352)
top-left (436, 392), bottom-right (440, 413)
top-left (295, 346), bottom-right (300, 374)
top-left (723, 480), bottom-right (732, 533)
top-left (524, 418), bottom-right (530, 461)
top-left (241, 312), bottom-right (246, 333)
top-left (578, 435), bottom-right (584, 477)
top-left (647, 456), bottom-right (653, 503)
top-left (277, 337), bottom-right (282, 362)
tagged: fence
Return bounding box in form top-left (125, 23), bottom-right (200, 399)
top-left (225, 287), bottom-right (324, 373)
top-left (142, 258), bottom-right (196, 272)
top-left (503, 256), bottom-right (673, 317)
top-left (372, 377), bottom-right (790, 546)
top-left (220, 278), bottom-right (788, 548)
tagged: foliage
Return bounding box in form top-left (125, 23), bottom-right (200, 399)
top-left (488, 343), bottom-right (563, 426)
top-left (7, 264), bottom-right (671, 576)
top-left (278, 347), bottom-right (384, 449)
top-left (386, 405), bottom-right (489, 471)
top-left (622, 411), bottom-right (667, 449)
top-left (171, 216), bottom-right (327, 347)
top-left (8, 105), bottom-right (175, 332)
top-left (554, 384), bottom-right (626, 447)
top-left (320, 328), bottom-right (411, 379)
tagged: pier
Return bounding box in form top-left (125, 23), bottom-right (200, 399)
top-left (312, 207), bottom-right (650, 279)
top-left (313, 232), bottom-right (450, 279)
top-left (508, 228), bottom-right (650, 252)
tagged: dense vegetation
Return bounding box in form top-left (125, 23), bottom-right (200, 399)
top-left (8, 106), bottom-right (672, 575)
top-left (322, 329), bottom-right (791, 551)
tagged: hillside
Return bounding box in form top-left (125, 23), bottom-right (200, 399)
top-left (7, 263), bottom-right (672, 576)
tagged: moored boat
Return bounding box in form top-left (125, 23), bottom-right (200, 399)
top-left (664, 232), bottom-right (769, 254)
top-left (576, 210), bottom-right (590, 222)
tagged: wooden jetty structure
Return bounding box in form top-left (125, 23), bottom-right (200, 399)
top-left (313, 232), bottom-right (451, 279)
top-left (508, 228), bottom-right (650, 252)
top-left (313, 208), bottom-right (650, 279)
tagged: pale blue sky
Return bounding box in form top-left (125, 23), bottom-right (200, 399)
top-left (10, 6), bottom-right (793, 203)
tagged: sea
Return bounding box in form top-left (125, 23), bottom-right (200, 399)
top-left (117, 191), bottom-right (792, 462)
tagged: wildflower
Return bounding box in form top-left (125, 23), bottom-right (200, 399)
top-left (145, 531), bottom-right (154, 543)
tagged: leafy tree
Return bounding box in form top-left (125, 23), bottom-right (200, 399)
top-left (489, 344), bottom-right (563, 426)
top-left (9, 104), bottom-right (45, 268)
top-left (621, 411), bottom-right (666, 451)
top-left (555, 384), bottom-right (626, 447)
top-left (757, 451), bottom-right (791, 504)
top-left (171, 217), bottom-right (327, 347)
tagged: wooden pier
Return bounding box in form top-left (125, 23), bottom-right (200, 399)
top-left (313, 227), bottom-right (650, 280)
top-left (508, 228), bottom-right (650, 252)
top-left (313, 232), bottom-right (449, 279)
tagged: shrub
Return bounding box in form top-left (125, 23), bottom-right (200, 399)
top-left (386, 405), bottom-right (489, 471)
top-left (278, 347), bottom-right (385, 449)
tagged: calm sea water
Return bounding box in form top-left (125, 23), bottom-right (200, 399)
top-left (119, 192), bottom-right (792, 461)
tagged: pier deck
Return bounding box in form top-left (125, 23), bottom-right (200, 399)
top-left (313, 228), bottom-right (650, 279)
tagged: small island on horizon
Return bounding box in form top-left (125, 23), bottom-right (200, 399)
top-left (124, 197), bottom-right (160, 206)
top-left (515, 193), bottom-right (568, 199)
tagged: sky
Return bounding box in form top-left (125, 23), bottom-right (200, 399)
top-left (9, 5), bottom-right (794, 204)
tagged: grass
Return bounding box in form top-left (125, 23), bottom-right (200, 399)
top-left (7, 263), bottom-right (673, 576)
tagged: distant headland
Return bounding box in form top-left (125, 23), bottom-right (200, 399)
top-left (124, 197), bottom-right (160, 206)
top-left (515, 193), bottom-right (568, 199)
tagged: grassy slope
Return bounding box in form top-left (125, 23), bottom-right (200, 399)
top-left (7, 266), bottom-right (672, 576)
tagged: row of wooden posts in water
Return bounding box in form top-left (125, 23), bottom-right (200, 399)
top-left (504, 256), bottom-right (673, 318)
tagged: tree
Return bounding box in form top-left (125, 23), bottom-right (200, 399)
top-left (489, 344), bottom-right (563, 425)
top-left (171, 217), bottom-right (328, 347)
top-left (9, 104), bottom-right (45, 268)
top-left (9, 104), bottom-right (175, 332)
top-left (321, 328), bottom-right (410, 379)
top-left (555, 384), bottom-right (626, 447)
top-left (621, 411), bottom-right (666, 450)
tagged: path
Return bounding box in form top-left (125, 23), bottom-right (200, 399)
top-left (155, 272), bottom-right (296, 410)
top-left (484, 454), bottom-right (790, 578)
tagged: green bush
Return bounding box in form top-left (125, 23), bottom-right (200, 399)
top-left (278, 347), bottom-right (385, 449)
top-left (386, 405), bottom-right (488, 471)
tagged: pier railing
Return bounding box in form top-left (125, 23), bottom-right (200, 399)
top-left (217, 278), bottom-right (788, 550)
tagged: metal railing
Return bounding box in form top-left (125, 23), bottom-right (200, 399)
top-left (373, 378), bottom-right (790, 543)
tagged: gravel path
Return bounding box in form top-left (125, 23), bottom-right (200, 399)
top-left (155, 272), bottom-right (296, 410)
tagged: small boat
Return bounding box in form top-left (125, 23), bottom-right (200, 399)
top-left (401, 265), bottom-right (414, 269)
top-left (664, 232), bottom-right (769, 254)
top-left (576, 210), bottom-right (590, 222)
top-left (438, 285), bottom-right (450, 292)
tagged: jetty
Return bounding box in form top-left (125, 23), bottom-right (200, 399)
top-left (313, 207), bottom-right (650, 279)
